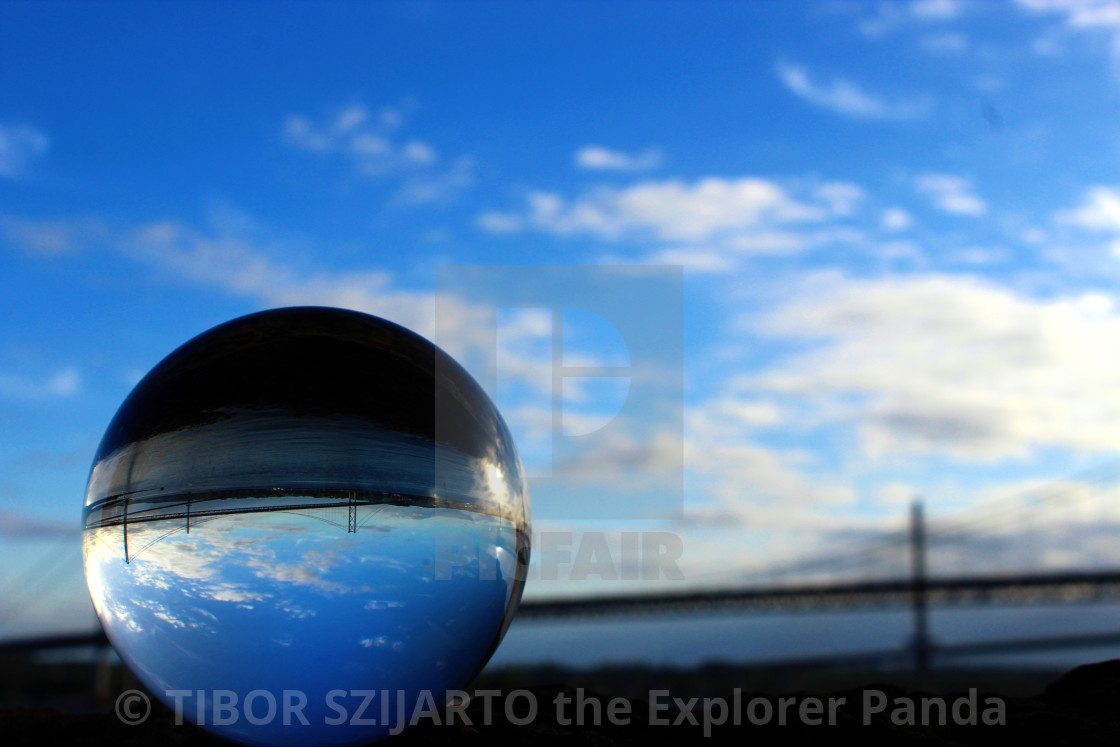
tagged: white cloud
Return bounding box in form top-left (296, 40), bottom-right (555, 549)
top-left (743, 272), bottom-right (1120, 461)
top-left (5, 210), bottom-right (613, 441)
top-left (281, 102), bottom-right (473, 202)
top-left (528, 381), bottom-right (848, 537)
top-left (480, 177), bottom-right (854, 243)
top-left (527, 383), bottom-right (853, 533)
top-left (873, 239), bottom-right (926, 263)
top-left (550, 426), bottom-right (684, 489)
top-left (1032, 33), bottom-right (1066, 55)
top-left (775, 61), bottom-right (933, 121)
top-left (645, 226), bottom-right (867, 272)
top-left (1017, 0), bottom-right (1120, 57)
top-left (641, 247), bottom-right (734, 273)
top-left (401, 140), bottom-right (438, 165)
top-left (117, 216), bottom-right (640, 453)
top-left (686, 439), bottom-right (853, 510)
top-left (874, 482), bottom-right (920, 506)
top-left (1, 216), bottom-right (79, 255)
top-left (813, 181), bottom-right (866, 215)
top-left (481, 176), bottom-right (867, 272)
top-left (973, 74), bottom-right (1006, 93)
top-left (881, 207), bottom-right (913, 231)
top-left (919, 31), bottom-right (969, 53)
top-left (0, 366), bottom-right (81, 400)
top-left (1077, 289), bottom-right (1116, 315)
top-left (858, 0), bottom-right (967, 36)
top-left (283, 103), bottom-right (429, 166)
top-left (574, 145), bottom-right (662, 172)
top-left (48, 368), bottom-right (80, 396)
top-left (915, 173), bottom-right (987, 215)
top-left (477, 212), bottom-right (522, 233)
top-left (1018, 0), bottom-right (1120, 32)
top-left (1057, 185), bottom-right (1120, 230)
top-left (0, 215), bottom-right (113, 257)
top-left (0, 123), bottom-right (48, 178)
top-left (910, 0), bottom-right (965, 20)
top-left (666, 388), bottom-right (856, 531)
top-left (949, 246), bottom-right (1007, 265)
top-left (392, 155), bottom-right (475, 206)
top-left (126, 220), bottom-right (443, 338)
top-left (1053, 186), bottom-right (1120, 264)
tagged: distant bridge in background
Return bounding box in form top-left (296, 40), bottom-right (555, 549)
top-left (9, 565), bottom-right (1120, 669)
top-left (7, 460), bottom-right (1120, 671)
top-left (517, 568), bottom-right (1120, 618)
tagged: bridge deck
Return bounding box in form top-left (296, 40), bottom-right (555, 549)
top-left (516, 570), bottom-right (1120, 617)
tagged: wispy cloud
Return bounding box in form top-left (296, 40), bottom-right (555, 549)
top-left (392, 155), bottom-right (475, 205)
top-left (915, 173), bottom-right (987, 215)
top-left (479, 176), bottom-right (858, 242)
top-left (479, 175), bottom-right (867, 271)
top-left (283, 101), bottom-right (413, 155)
top-left (574, 145), bottom-right (662, 172)
top-left (0, 215), bottom-right (104, 255)
top-left (0, 123), bottom-right (48, 178)
top-left (125, 219), bottom-right (443, 338)
top-left (1017, 0), bottom-right (1120, 63)
top-left (919, 31), bottom-right (969, 53)
top-left (881, 207), bottom-right (914, 230)
top-left (0, 367), bottom-right (81, 400)
top-left (1, 209), bottom-right (594, 403)
top-left (910, 0), bottom-right (966, 20)
top-left (282, 101), bottom-right (474, 204)
top-left (858, 0), bottom-right (968, 37)
top-left (775, 62), bottom-right (933, 121)
top-left (11, 212), bottom-right (611, 422)
top-left (1018, 1), bottom-right (1120, 34)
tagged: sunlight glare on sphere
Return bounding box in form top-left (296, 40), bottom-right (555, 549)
top-left (82, 307), bottom-right (531, 746)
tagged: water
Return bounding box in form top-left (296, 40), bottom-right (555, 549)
top-left (492, 602), bottom-right (1120, 672)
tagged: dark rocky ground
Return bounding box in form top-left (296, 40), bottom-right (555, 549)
top-left (5, 660), bottom-right (1120, 745)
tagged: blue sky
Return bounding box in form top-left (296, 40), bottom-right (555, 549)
top-left (85, 508), bottom-right (516, 743)
top-left (6, 0), bottom-right (1120, 636)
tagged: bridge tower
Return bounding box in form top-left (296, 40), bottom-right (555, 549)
top-left (122, 495), bottom-right (129, 565)
top-left (910, 498), bottom-right (931, 673)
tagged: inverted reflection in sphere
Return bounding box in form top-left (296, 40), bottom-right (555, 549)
top-left (82, 307), bottom-right (531, 746)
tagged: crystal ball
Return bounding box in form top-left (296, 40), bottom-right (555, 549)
top-left (82, 307), bottom-right (530, 746)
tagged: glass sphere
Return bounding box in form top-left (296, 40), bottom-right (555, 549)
top-left (82, 307), bottom-right (530, 746)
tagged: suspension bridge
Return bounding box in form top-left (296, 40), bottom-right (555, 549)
top-left (6, 459), bottom-right (1120, 672)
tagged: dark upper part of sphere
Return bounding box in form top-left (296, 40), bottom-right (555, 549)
top-left (93, 307), bottom-right (505, 465)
